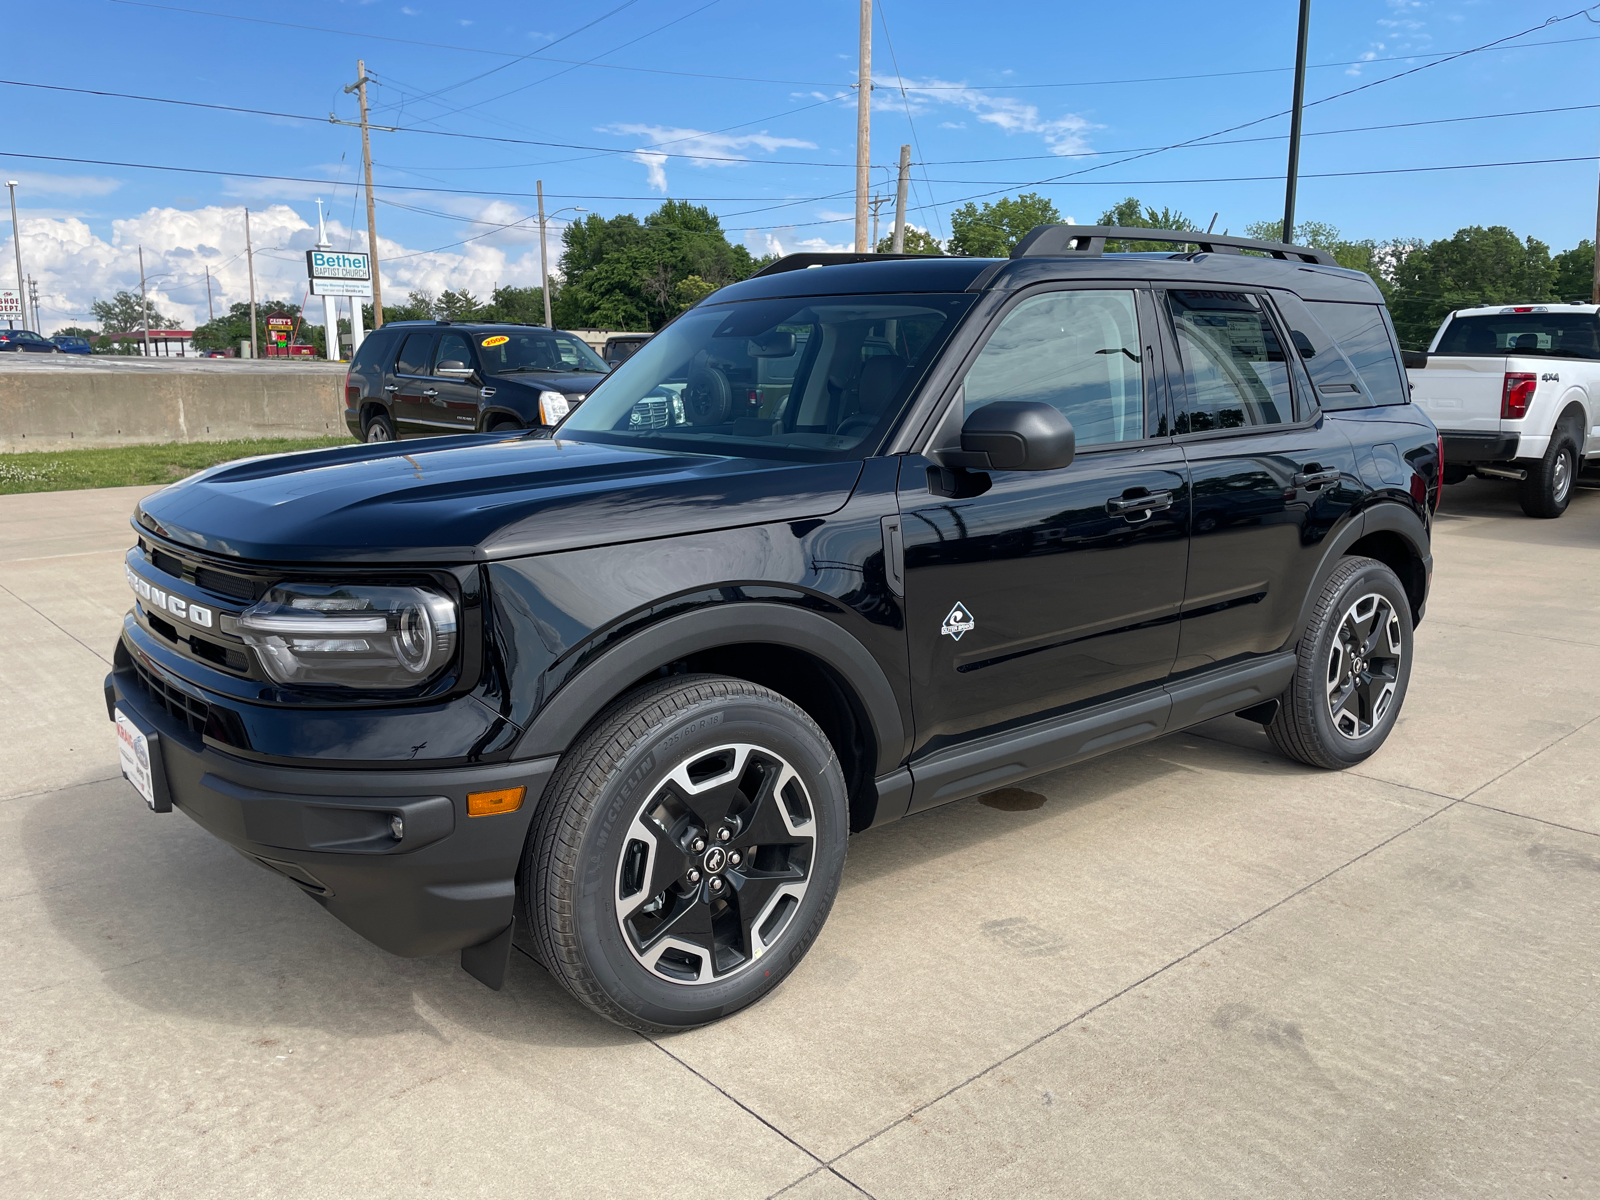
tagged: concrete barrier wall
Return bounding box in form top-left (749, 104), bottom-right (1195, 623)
top-left (0, 362), bottom-right (351, 453)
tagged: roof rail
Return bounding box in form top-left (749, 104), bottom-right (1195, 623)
top-left (1010, 225), bottom-right (1338, 268)
top-left (751, 251), bottom-right (938, 278)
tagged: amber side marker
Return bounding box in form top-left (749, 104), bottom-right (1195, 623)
top-left (467, 786), bottom-right (525, 817)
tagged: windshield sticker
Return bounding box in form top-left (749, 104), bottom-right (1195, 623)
top-left (481, 335), bottom-right (510, 347)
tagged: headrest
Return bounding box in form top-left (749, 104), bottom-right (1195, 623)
top-left (857, 355), bottom-right (907, 414)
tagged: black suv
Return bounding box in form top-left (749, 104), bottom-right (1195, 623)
top-left (343, 320), bottom-right (609, 442)
top-left (108, 227), bottom-right (1439, 1032)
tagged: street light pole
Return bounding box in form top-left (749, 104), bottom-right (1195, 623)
top-left (7, 181), bottom-right (27, 329)
top-left (855, 0), bottom-right (871, 253)
top-left (138, 245), bottom-right (151, 357)
top-left (1281, 0), bottom-right (1312, 245)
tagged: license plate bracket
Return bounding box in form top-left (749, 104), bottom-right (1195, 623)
top-left (115, 704), bottom-right (172, 812)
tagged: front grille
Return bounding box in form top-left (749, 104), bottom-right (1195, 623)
top-left (195, 566), bottom-right (256, 601)
top-left (133, 658), bottom-right (211, 737)
top-left (151, 549), bottom-right (184, 579)
top-left (629, 397), bottom-right (670, 429)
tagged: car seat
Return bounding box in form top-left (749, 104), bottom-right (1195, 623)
top-left (836, 356), bottom-right (906, 440)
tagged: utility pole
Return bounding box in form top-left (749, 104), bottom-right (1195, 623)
top-left (244, 209), bottom-right (258, 360)
top-left (869, 194), bottom-right (891, 253)
top-left (1281, 0), bottom-right (1312, 245)
top-left (891, 144), bottom-right (911, 252)
top-left (538, 180), bottom-right (552, 328)
top-left (855, 0), bottom-right (871, 252)
top-left (205, 265), bottom-right (215, 323)
top-left (138, 245), bottom-right (151, 357)
top-left (343, 60), bottom-right (384, 327)
top-left (7, 181), bottom-right (26, 329)
top-left (1592, 154), bottom-right (1600, 302)
top-left (315, 198), bottom-right (340, 361)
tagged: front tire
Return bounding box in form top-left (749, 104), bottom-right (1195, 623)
top-left (1268, 556), bottom-right (1413, 769)
top-left (1519, 424), bottom-right (1579, 518)
top-left (523, 675), bottom-right (848, 1032)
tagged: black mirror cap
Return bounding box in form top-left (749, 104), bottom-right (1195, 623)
top-left (1400, 350), bottom-right (1428, 370)
top-left (950, 400), bottom-right (1076, 472)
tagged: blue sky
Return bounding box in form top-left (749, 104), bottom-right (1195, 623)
top-left (4, 0), bottom-right (1598, 332)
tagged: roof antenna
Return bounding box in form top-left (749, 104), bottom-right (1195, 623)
top-left (1206, 212), bottom-right (1218, 234)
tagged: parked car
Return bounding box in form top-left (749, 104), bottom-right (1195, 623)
top-left (603, 332), bottom-right (652, 368)
top-left (107, 226), bottom-right (1438, 1032)
top-left (49, 335), bottom-right (93, 355)
top-left (343, 321), bottom-right (608, 442)
top-left (0, 329), bottom-right (61, 353)
top-left (1407, 302), bottom-right (1599, 516)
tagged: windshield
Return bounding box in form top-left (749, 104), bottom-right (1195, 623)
top-left (555, 294), bottom-right (974, 461)
top-left (1435, 312), bottom-right (1600, 360)
top-left (475, 329), bottom-right (608, 375)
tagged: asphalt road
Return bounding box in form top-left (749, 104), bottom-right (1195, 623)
top-left (2, 476), bottom-right (1597, 1199)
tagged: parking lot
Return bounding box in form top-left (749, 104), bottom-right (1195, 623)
top-left (2, 475), bottom-right (1597, 1199)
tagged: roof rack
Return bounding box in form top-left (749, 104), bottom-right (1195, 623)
top-left (751, 251), bottom-right (937, 278)
top-left (1010, 225), bottom-right (1338, 268)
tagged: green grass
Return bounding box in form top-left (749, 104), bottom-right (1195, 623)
top-left (0, 435), bottom-right (355, 495)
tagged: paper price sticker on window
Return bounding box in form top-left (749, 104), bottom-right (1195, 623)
top-left (481, 335), bottom-right (510, 347)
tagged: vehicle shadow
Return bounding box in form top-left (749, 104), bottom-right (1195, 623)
top-left (19, 775), bottom-right (633, 1050)
top-left (1436, 475), bottom-right (1600, 547)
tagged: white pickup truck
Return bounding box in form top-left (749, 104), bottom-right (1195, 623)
top-left (1408, 303), bottom-right (1600, 517)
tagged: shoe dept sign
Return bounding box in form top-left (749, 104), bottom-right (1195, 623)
top-left (306, 250), bottom-right (373, 298)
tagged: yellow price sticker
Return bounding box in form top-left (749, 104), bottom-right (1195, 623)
top-left (481, 335), bottom-right (510, 347)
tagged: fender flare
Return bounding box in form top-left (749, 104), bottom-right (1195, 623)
top-left (1288, 502), bottom-right (1432, 645)
top-left (510, 602), bottom-right (907, 770)
top-left (1554, 388), bottom-right (1589, 439)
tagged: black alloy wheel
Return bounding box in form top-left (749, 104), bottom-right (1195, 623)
top-left (523, 675), bottom-right (848, 1032)
top-left (1268, 555), bottom-right (1413, 769)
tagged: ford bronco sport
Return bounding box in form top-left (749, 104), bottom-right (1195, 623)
top-left (108, 226), bottom-right (1439, 1032)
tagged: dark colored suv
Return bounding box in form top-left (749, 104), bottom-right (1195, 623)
top-left (107, 227), bottom-right (1439, 1032)
top-left (343, 320), bottom-right (609, 442)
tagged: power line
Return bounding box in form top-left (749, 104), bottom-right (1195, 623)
top-left (876, 0), bottom-right (945, 240)
top-left (103, 1), bottom-right (1600, 92)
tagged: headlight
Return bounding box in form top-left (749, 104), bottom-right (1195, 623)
top-left (538, 390), bottom-right (570, 424)
top-left (236, 583), bottom-right (458, 689)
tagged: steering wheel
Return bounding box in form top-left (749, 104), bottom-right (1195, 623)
top-left (684, 365), bottom-right (733, 426)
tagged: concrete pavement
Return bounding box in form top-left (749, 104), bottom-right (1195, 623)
top-left (1, 476), bottom-right (1597, 1198)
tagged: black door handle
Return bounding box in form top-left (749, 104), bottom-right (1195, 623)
top-left (1292, 466), bottom-right (1341, 489)
top-left (1106, 489), bottom-right (1174, 521)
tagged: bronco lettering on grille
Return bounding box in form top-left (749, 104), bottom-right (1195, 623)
top-left (126, 565), bottom-right (214, 629)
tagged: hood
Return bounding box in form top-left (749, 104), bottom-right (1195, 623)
top-left (134, 435), bottom-right (865, 565)
top-left (486, 368), bottom-right (606, 396)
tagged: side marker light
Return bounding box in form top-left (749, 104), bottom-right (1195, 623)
top-left (467, 786), bottom-right (526, 817)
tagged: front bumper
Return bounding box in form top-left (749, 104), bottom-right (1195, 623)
top-left (107, 663), bottom-right (556, 960)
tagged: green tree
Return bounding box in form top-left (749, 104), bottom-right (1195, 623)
top-left (875, 227), bottom-right (943, 254)
top-left (482, 284), bottom-right (548, 325)
top-left (552, 200), bottom-right (756, 330)
top-left (90, 290), bottom-right (176, 335)
top-left (1552, 240), bottom-right (1594, 303)
top-left (436, 289), bottom-right (483, 321)
top-left (1388, 226), bottom-right (1553, 350)
top-left (1243, 217), bottom-right (1399, 294)
top-left (946, 192), bottom-right (1061, 257)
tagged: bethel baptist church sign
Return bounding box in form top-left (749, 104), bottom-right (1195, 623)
top-left (305, 250), bottom-right (373, 297)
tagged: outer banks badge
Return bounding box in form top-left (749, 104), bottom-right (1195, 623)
top-left (940, 602), bottom-right (975, 641)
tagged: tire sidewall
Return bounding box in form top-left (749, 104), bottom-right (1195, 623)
top-left (1301, 563), bottom-right (1414, 765)
top-left (364, 411), bottom-right (396, 443)
top-left (566, 691), bottom-right (848, 1028)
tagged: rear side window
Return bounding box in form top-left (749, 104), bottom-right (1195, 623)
top-left (349, 331), bottom-right (394, 376)
top-left (1166, 290), bottom-right (1292, 433)
top-left (1272, 293), bottom-right (1370, 411)
top-left (1307, 302), bottom-right (1408, 408)
top-left (395, 331), bottom-right (437, 376)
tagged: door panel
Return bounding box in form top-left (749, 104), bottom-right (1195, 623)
top-left (390, 331), bottom-right (438, 437)
top-left (897, 285), bottom-right (1190, 758)
top-left (427, 332), bottom-right (484, 433)
top-left (1162, 289), bottom-right (1360, 672)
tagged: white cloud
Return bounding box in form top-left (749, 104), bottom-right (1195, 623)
top-left (604, 124), bottom-right (817, 192)
top-left (748, 229), bottom-right (853, 257)
top-left (5, 171), bottom-right (121, 198)
top-left (4, 203), bottom-right (549, 334)
top-left (1349, 0), bottom-right (1432, 76)
top-left (882, 76), bottom-right (1095, 156)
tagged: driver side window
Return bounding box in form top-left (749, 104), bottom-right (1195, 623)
top-left (963, 289), bottom-right (1145, 447)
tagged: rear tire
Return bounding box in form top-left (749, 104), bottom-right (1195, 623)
top-left (363, 411), bottom-right (396, 443)
top-left (523, 675), bottom-right (848, 1033)
top-left (1519, 424), bottom-right (1579, 518)
top-left (1268, 556), bottom-right (1413, 770)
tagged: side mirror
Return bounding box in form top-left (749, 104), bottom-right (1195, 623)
top-left (933, 400), bottom-right (1075, 472)
top-left (436, 360), bottom-right (473, 380)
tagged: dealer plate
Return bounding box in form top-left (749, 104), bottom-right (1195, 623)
top-left (115, 708), bottom-right (170, 812)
